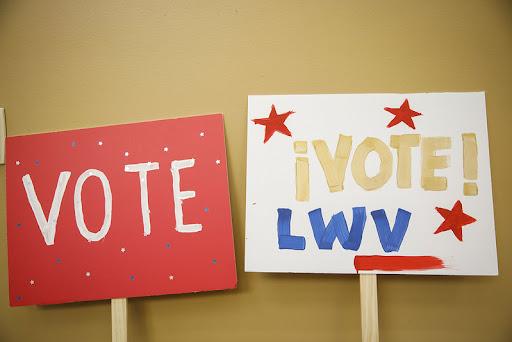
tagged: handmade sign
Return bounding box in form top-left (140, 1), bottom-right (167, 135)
top-left (6, 114), bottom-right (237, 306)
top-left (245, 92), bottom-right (498, 275)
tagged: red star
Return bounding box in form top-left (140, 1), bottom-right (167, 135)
top-left (384, 99), bottom-right (422, 129)
top-left (434, 200), bottom-right (476, 241)
top-left (252, 104), bottom-right (294, 143)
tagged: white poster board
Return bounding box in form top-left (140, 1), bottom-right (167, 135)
top-left (245, 92), bottom-right (498, 275)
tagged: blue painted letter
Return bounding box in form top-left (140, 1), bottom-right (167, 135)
top-left (308, 207), bottom-right (367, 250)
top-left (277, 208), bottom-right (306, 250)
top-left (371, 208), bottom-right (411, 252)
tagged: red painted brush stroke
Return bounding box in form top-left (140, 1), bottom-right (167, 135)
top-left (252, 104), bottom-right (294, 143)
top-left (435, 200), bottom-right (476, 241)
top-left (354, 255), bottom-right (445, 272)
top-left (384, 99), bottom-right (422, 129)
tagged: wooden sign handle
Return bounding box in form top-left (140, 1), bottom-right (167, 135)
top-left (360, 274), bottom-right (379, 342)
top-left (111, 298), bottom-right (128, 342)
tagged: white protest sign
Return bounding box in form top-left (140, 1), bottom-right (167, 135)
top-left (245, 92), bottom-right (497, 275)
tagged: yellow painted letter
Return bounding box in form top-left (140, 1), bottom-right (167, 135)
top-left (312, 135), bottom-right (352, 192)
top-left (351, 137), bottom-right (392, 190)
top-left (462, 133), bottom-right (478, 196)
top-left (390, 134), bottom-right (420, 188)
top-left (421, 137), bottom-right (451, 191)
top-left (294, 141), bottom-right (309, 201)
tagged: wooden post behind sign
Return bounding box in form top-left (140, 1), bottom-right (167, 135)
top-left (360, 274), bottom-right (379, 342)
top-left (0, 108), bottom-right (5, 165)
top-left (111, 298), bottom-right (128, 342)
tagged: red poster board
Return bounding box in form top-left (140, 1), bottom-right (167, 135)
top-left (6, 114), bottom-right (237, 306)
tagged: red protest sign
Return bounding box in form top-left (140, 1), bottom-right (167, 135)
top-left (6, 114), bottom-right (236, 306)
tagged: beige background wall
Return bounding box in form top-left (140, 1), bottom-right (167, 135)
top-left (0, 1), bottom-right (511, 341)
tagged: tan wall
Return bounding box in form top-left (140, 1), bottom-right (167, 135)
top-left (0, 1), bottom-right (511, 341)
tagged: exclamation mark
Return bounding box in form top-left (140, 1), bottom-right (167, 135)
top-left (294, 141), bottom-right (309, 201)
top-left (462, 133), bottom-right (478, 196)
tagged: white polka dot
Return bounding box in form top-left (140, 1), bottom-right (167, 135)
top-left (85, 272), bottom-right (91, 277)
top-left (200, 132), bottom-right (205, 137)
top-left (98, 141), bottom-right (103, 146)
top-left (15, 161), bottom-right (20, 166)
top-left (163, 147), bottom-right (169, 152)
top-left (169, 275), bottom-right (174, 280)
top-left (124, 152), bottom-right (129, 157)
top-left (29, 280), bottom-right (35, 285)
top-left (215, 160), bottom-right (221, 165)
top-left (121, 247), bottom-right (126, 253)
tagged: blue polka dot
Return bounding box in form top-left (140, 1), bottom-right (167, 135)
top-left (15, 296), bottom-right (22, 301)
top-left (56, 258), bottom-right (62, 264)
top-left (71, 141), bottom-right (77, 148)
top-left (129, 275), bottom-right (136, 281)
top-left (35, 160), bottom-right (40, 166)
top-left (204, 207), bottom-right (209, 213)
top-left (16, 223), bottom-right (22, 229)
top-left (212, 258), bottom-right (217, 264)
top-left (165, 243), bottom-right (171, 249)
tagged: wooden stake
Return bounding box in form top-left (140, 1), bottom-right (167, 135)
top-left (0, 108), bottom-right (5, 165)
top-left (360, 274), bottom-right (379, 342)
top-left (111, 298), bottom-right (128, 342)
